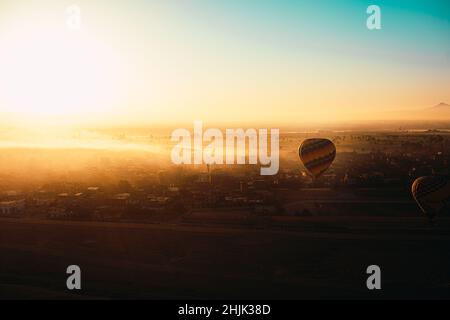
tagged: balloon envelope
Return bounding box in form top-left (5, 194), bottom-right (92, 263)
top-left (411, 175), bottom-right (450, 218)
top-left (299, 138), bottom-right (336, 178)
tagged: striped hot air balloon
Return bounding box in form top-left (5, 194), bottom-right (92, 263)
top-left (298, 138), bottom-right (336, 178)
top-left (411, 175), bottom-right (450, 219)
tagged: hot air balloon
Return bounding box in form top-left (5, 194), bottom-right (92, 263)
top-left (298, 138), bottom-right (336, 178)
top-left (411, 175), bottom-right (450, 220)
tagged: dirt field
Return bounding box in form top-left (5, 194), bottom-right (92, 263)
top-left (1, 217), bottom-right (449, 299)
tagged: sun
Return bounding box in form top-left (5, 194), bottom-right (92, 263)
top-left (0, 19), bottom-right (125, 122)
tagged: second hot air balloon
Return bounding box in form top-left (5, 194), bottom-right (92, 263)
top-left (411, 175), bottom-right (450, 220)
top-left (299, 138), bottom-right (336, 178)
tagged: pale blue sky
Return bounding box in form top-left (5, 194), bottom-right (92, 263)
top-left (0, 0), bottom-right (449, 124)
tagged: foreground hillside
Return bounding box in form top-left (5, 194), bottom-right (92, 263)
top-left (1, 216), bottom-right (449, 299)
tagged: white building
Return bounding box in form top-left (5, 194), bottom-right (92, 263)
top-left (0, 199), bottom-right (25, 216)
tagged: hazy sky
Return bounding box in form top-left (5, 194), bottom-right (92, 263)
top-left (0, 0), bottom-right (449, 126)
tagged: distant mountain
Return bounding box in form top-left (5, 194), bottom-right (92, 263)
top-left (423, 102), bottom-right (450, 119)
top-left (428, 102), bottom-right (450, 112)
top-left (378, 102), bottom-right (450, 122)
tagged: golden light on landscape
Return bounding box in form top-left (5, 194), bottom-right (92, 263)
top-left (1, 0), bottom-right (450, 302)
